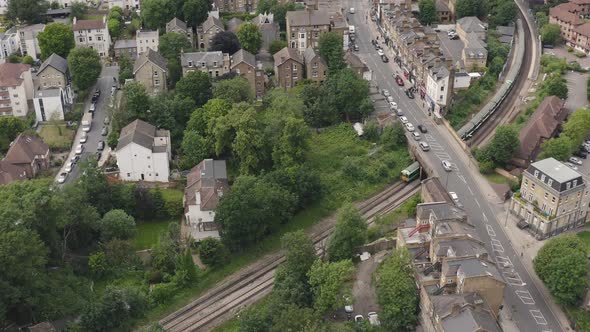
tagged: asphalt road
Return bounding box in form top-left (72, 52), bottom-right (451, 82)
top-left (57, 65), bottom-right (118, 185)
top-left (348, 1), bottom-right (563, 331)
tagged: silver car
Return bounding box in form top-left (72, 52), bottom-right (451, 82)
top-left (442, 160), bottom-right (452, 171)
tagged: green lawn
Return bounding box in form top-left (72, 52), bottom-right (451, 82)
top-left (577, 231), bottom-right (590, 252)
top-left (133, 220), bottom-right (172, 250)
top-left (138, 125), bottom-right (412, 327)
top-left (39, 124), bottom-right (75, 150)
top-left (484, 172), bottom-right (511, 185)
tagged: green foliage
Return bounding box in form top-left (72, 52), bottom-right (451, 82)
top-left (536, 12), bottom-right (549, 29)
top-left (213, 76), bottom-right (253, 103)
top-left (108, 18), bottom-right (123, 39)
top-left (418, 0), bottom-right (437, 25)
top-left (327, 204), bottom-right (367, 261)
top-left (209, 31), bottom-right (242, 54)
top-left (176, 250), bottom-right (198, 284)
top-left (376, 248), bottom-right (418, 331)
top-left (79, 285), bottom-right (147, 331)
top-left (257, 0), bottom-right (297, 30)
top-left (239, 305), bottom-right (271, 332)
top-left (541, 23), bottom-right (562, 45)
top-left (318, 32), bottom-right (345, 72)
top-left (534, 235), bottom-right (588, 305)
top-left (540, 108), bottom-right (590, 160)
top-left (159, 32), bottom-right (191, 85)
top-left (540, 74), bottom-right (568, 99)
top-left (70, 2), bottom-right (88, 19)
top-left (0, 116), bottom-right (27, 152)
top-left (199, 237), bottom-right (229, 266)
top-left (183, 0), bottom-right (212, 28)
top-left (118, 54), bottom-right (134, 82)
top-left (493, 0), bottom-right (517, 26)
top-left (7, 0), bottom-right (48, 24)
top-left (363, 121), bottom-right (380, 142)
top-left (403, 194), bottom-right (422, 217)
top-left (587, 76), bottom-right (590, 102)
top-left (121, 82), bottom-right (151, 123)
top-left (141, 0), bottom-right (175, 30)
top-left (176, 71), bottom-right (213, 106)
top-left (455, 0), bottom-right (486, 18)
top-left (68, 47), bottom-right (102, 91)
top-left (237, 22), bottom-right (263, 54)
top-left (308, 259), bottom-right (354, 313)
top-left (381, 123), bottom-right (407, 150)
top-left (479, 125), bottom-right (519, 166)
top-left (99, 209), bottom-right (136, 242)
top-left (38, 23), bottom-right (76, 60)
top-left (270, 40), bottom-right (287, 55)
top-left (89, 251), bottom-right (110, 279)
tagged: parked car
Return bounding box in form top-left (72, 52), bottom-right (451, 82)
top-left (89, 102), bottom-right (96, 112)
top-left (368, 312), bottom-right (380, 326)
top-left (569, 156), bottom-right (583, 165)
top-left (354, 44), bottom-right (359, 51)
top-left (395, 109), bottom-right (404, 116)
top-left (57, 172), bottom-right (68, 184)
top-left (349, 7), bottom-right (355, 13)
top-left (574, 149), bottom-right (588, 159)
top-left (377, 49), bottom-right (384, 56)
top-left (94, 88), bottom-right (101, 98)
top-left (449, 191), bottom-right (464, 208)
top-left (565, 162), bottom-right (579, 170)
top-left (101, 126), bottom-right (108, 136)
top-left (418, 124), bottom-right (427, 133)
top-left (75, 144), bottom-right (84, 155)
top-left (405, 122), bottom-right (415, 132)
top-left (354, 315), bottom-right (364, 323)
top-left (97, 140), bottom-right (105, 151)
top-left (387, 96), bottom-right (394, 103)
top-left (381, 54), bottom-right (389, 63)
top-left (442, 160), bottom-right (452, 171)
top-left (104, 116), bottom-right (110, 125)
top-left (382, 89), bottom-right (390, 97)
top-left (406, 89), bottom-right (415, 99)
top-left (419, 141), bottom-right (430, 151)
top-left (389, 101), bottom-right (398, 110)
top-left (412, 132), bottom-right (421, 140)
top-left (70, 155), bottom-right (80, 163)
top-left (79, 133), bottom-right (87, 143)
top-left (449, 34), bottom-right (459, 40)
top-left (64, 162), bottom-right (73, 173)
top-left (95, 151), bottom-right (102, 161)
top-left (395, 75), bottom-right (405, 86)
top-left (400, 116), bottom-right (408, 124)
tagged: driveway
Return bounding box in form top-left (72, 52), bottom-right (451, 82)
top-left (545, 46), bottom-right (590, 69)
top-left (351, 250), bottom-right (388, 316)
top-left (564, 71), bottom-right (588, 112)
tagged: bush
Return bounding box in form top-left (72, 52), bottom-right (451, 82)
top-left (479, 160), bottom-right (496, 174)
top-left (567, 46), bottom-right (574, 52)
top-left (22, 55), bottom-right (34, 65)
top-left (575, 52), bottom-right (587, 58)
top-left (363, 121), bottom-right (380, 142)
top-left (199, 238), bottom-right (229, 267)
top-left (149, 282), bottom-right (178, 306)
top-left (147, 269), bottom-right (164, 284)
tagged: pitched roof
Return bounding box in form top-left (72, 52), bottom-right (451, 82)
top-left (273, 47), bottom-right (303, 66)
top-left (114, 39), bottom-right (137, 49)
top-left (231, 49), bottom-right (256, 69)
top-left (3, 134), bottom-right (49, 164)
top-left (136, 29), bottom-right (158, 40)
top-left (184, 159), bottom-right (229, 211)
top-left (440, 301), bottom-right (501, 332)
top-left (345, 51), bottom-right (367, 70)
top-left (457, 16), bottom-right (487, 33)
top-left (38, 54), bottom-right (68, 75)
top-left (496, 25), bottom-right (515, 36)
top-left (436, 0), bottom-right (450, 12)
top-left (0, 160), bottom-right (27, 185)
top-left (303, 47), bottom-right (326, 66)
top-left (117, 119), bottom-right (168, 151)
top-left (227, 17), bottom-right (244, 32)
top-left (202, 15), bottom-right (224, 32)
top-left (575, 22), bottom-right (590, 38)
top-left (181, 51), bottom-right (226, 67)
top-left (252, 12), bottom-right (274, 25)
top-left (286, 9), bottom-right (331, 27)
top-left (0, 63), bottom-right (30, 87)
top-left (134, 49), bottom-right (168, 74)
top-left (167, 17), bottom-right (188, 31)
top-left (514, 96), bottom-right (566, 160)
top-left (444, 257), bottom-right (504, 283)
top-left (550, 5), bottom-right (584, 25)
top-left (73, 17), bottom-right (106, 31)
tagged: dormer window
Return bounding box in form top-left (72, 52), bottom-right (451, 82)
top-left (201, 62), bottom-right (206, 67)
top-left (188, 60), bottom-right (193, 67)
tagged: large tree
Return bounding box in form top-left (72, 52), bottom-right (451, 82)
top-left (98, 209), bottom-right (136, 242)
top-left (327, 204), bottom-right (367, 262)
top-left (183, 0), bottom-right (212, 29)
top-left (213, 76), bottom-right (253, 103)
top-left (118, 54), bottom-right (134, 82)
top-left (175, 71), bottom-right (212, 106)
top-left (237, 22), bottom-right (263, 54)
top-left (307, 259), bottom-right (355, 313)
top-left (418, 0), bottom-right (437, 25)
top-left (381, 122), bottom-right (407, 150)
top-left (38, 23), bottom-right (75, 60)
top-left (534, 234), bottom-right (588, 305)
top-left (376, 248), bottom-right (418, 331)
top-left (325, 68), bottom-right (371, 121)
top-left (68, 47), bottom-right (102, 91)
top-left (121, 82), bottom-right (151, 123)
top-left (70, 1), bottom-right (88, 19)
top-left (0, 117), bottom-right (27, 152)
top-left (159, 32), bottom-right (192, 60)
top-left (209, 31), bottom-right (241, 55)
top-left (486, 125), bottom-right (519, 165)
top-left (141, 0), bottom-right (175, 30)
top-left (541, 74), bottom-right (568, 99)
top-left (562, 108), bottom-right (590, 145)
top-left (318, 32), bottom-right (345, 72)
top-left (7, 0), bottom-right (48, 24)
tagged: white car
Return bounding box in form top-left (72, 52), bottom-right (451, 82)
top-left (354, 315), bottom-right (364, 323)
top-left (368, 312), bottom-right (380, 326)
top-left (349, 7), bottom-right (355, 13)
top-left (400, 116), bottom-right (408, 124)
top-left (79, 133), bottom-right (87, 143)
top-left (377, 49), bottom-right (384, 56)
top-left (569, 156), bottom-right (583, 165)
top-left (442, 160), bottom-right (452, 171)
top-left (412, 132), bottom-right (421, 140)
top-left (387, 96), bottom-right (394, 102)
top-left (57, 172), bottom-right (68, 184)
top-left (75, 144), bottom-right (84, 155)
top-left (382, 90), bottom-right (390, 97)
top-left (389, 101), bottom-right (398, 110)
top-left (419, 141), bottom-right (430, 151)
top-left (449, 191), bottom-right (459, 201)
top-left (405, 122), bottom-right (415, 132)
top-left (104, 116), bottom-right (110, 125)
top-left (89, 103), bottom-right (96, 112)
top-left (64, 162), bottom-right (73, 173)
top-left (565, 162), bottom-right (579, 170)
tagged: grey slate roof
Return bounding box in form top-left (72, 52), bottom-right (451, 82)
top-left (527, 158), bottom-right (583, 189)
top-left (231, 49), bottom-right (256, 69)
top-left (184, 159), bottom-right (230, 210)
top-left (441, 305), bottom-right (501, 332)
top-left (286, 9), bottom-right (330, 27)
top-left (167, 17), bottom-right (188, 31)
top-left (35, 88), bottom-right (62, 98)
top-left (202, 15), bottom-right (224, 32)
top-left (134, 49), bottom-right (168, 74)
top-left (444, 257), bottom-right (504, 283)
top-left (273, 47), bottom-right (303, 66)
top-left (116, 119), bottom-right (169, 152)
top-left (181, 51), bottom-right (225, 67)
top-left (431, 66), bottom-right (450, 80)
top-left (457, 16), bottom-right (487, 34)
top-left (227, 17), bottom-right (244, 32)
top-left (114, 39), bottom-right (137, 49)
top-left (38, 54), bottom-right (68, 75)
top-left (303, 47), bottom-right (326, 66)
top-left (496, 25), bottom-right (515, 36)
top-left (416, 202), bottom-right (466, 223)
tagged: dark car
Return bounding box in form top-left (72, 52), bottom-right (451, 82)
top-left (97, 140), bottom-right (105, 151)
top-left (406, 89), bottom-right (415, 99)
top-left (94, 88), bottom-right (101, 97)
top-left (381, 54), bottom-right (389, 63)
top-left (418, 124), bottom-right (427, 133)
top-left (395, 75), bottom-right (405, 86)
top-left (95, 152), bottom-right (102, 161)
top-left (574, 149), bottom-right (588, 159)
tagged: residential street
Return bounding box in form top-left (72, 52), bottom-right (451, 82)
top-left (56, 65), bottom-right (118, 185)
top-left (347, 0), bottom-right (566, 330)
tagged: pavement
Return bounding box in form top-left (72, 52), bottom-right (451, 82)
top-left (55, 65), bottom-right (118, 185)
top-left (351, 250), bottom-right (388, 316)
top-left (546, 46), bottom-right (590, 69)
top-left (564, 71), bottom-right (589, 112)
top-left (346, 0), bottom-right (568, 329)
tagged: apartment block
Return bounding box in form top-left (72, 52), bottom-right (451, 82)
top-left (17, 24), bottom-right (45, 61)
top-left (286, 8), bottom-right (331, 54)
top-left (136, 30), bottom-right (159, 54)
top-left (0, 63), bottom-right (34, 117)
top-left (73, 16), bottom-right (111, 57)
top-left (180, 51), bottom-right (230, 78)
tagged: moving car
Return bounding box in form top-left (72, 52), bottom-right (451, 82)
top-left (569, 156), bottom-right (583, 165)
top-left (395, 75), bottom-right (405, 86)
top-left (399, 116), bottom-right (408, 124)
top-left (75, 144), bottom-right (84, 155)
top-left (368, 312), bottom-right (380, 326)
top-left (412, 132), bottom-right (421, 140)
top-left (64, 162), bottom-right (73, 173)
top-left (419, 141), bottom-right (430, 151)
top-left (57, 172), bottom-right (68, 184)
top-left (442, 160), bottom-right (452, 171)
top-left (406, 89), bottom-right (415, 99)
top-left (418, 124), bottom-right (427, 133)
top-left (405, 122), bottom-right (415, 132)
top-left (377, 49), bottom-right (384, 56)
top-left (101, 126), bottom-right (108, 136)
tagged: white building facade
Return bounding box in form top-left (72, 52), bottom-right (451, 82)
top-left (0, 28), bottom-right (19, 60)
top-left (73, 16), bottom-right (111, 58)
top-left (426, 66), bottom-right (451, 111)
top-left (17, 24), bottom-right (45, 61)
top-left (136, 30), bottom-right (159, 54)
top-left (116, 119), bottom-right (171, 182)
top-left (33, 88), bottom-right (68, 122)
top-left (109, 0), bottom-right (141, 10)
top-left (0, 63), bottom-right (34, 117)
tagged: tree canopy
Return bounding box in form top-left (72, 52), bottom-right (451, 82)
top-left (418, 0), bottom-right (437, 26)
top-left (183, 0), bottom-right (212, 28)
top-left (98, 209), bottom-right (136, 242)
top-left (209, 31), bottom-right (242, 55)
top-left (327, 204), bottom-right (367, 262)
top-left (213, 76), bottom-right (253, 103)
top-left (38, 23), bottom-right (75, 60)
top-left (176, 71), bottom-right (213, 106)
top-left (308, 259), bottom-right (354, 313)
top-left (318, 32), bottom-right (345, 72)
top-left (141, 0), bottom-right (175, 30)
top-left (237, 22), bottom-right (263, 54)
top-left (7, 0), bottom-right (48, 24)
top-left (541, 23), bottom-right (562, 45)
top-left (68, 47), bottom-right (102, 91)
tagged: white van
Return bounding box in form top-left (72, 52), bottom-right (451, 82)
top-left (349, 7), bottom-right (355, 14)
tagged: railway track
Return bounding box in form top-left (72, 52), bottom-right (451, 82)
top-left (160, 180), bottom-right (421, 332)
top-left (469, 10), bottom-right (534, 147)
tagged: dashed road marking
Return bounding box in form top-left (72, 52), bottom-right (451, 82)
top-left (482, 213), bottom-right (488, 222)
top-left (516, 290), bottom-right (535, 304)
top-left (491, 239), bottom-right (504, 252)
top-left (530, 310), bottom-right (548, 325)
top-left (457, 173), bottom-right (467, 183)
top-left (475, 199), bottom-right (481, 207)
top-left (486, 224), bottom-right (495, 236)
top-left (506, 271), bottom-right (524, 286)
top-left (467, 186), bottom-right (474, 195)
top-left (496, 256), bottom-right (512, 268)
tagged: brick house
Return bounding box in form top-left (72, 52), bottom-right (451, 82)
top-left (273, 47), bottom-right (303, 90)
top-left (134, 49), bottom-right (168, 94)
top-left (3, 134), bottom-right (49, 178)
top-left (230, 49), bottom-right (266, 100)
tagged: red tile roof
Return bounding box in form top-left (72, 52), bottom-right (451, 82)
top-left (550, 5), bottom-right (584, 25)
top-left (73, 18), bottom-right (106, 31)
top-left (0, 63), bottom-right (30, 87)
top-left (3, 134), bottom-right (49, 165)
top-left (570, 0), bottom-right (590, 5)
top-left (575, 22), bottom-right (590, 37)
top-left (0, 160), bottom-right (26, 185)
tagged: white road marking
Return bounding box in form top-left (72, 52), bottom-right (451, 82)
top-left (467, 186), bottom-right (474, 195)
top-left (516, 290), bottom-right (535, 304)
top-left (457, 173), bottom-right (467, 183)
top-left (482, 213), bottom-right (488, 222)
top-left (530, 310), bottom-right (548, 325)
top-left (491, 239), bottom-right (504, 252)
top-left (496, 256), bottom-right (512, 268)
top-left (486, 224), bottom-right (495, 236)
top-left (505, 271), bottom-right (524, 286)
top-left (475, 199), bottom-right (481, 207)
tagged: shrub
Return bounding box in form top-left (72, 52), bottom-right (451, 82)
top-left (575, 52), bottom-right (587, 58)
top-left (199, 238), bottom-right (229, 267)
top-left (149, 282), bottom-right (178, 306)
top-left (22, 55), bottom-right (34, 65)
top-left (479, 160), bottom-right (495, 174)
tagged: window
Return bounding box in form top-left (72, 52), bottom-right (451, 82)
top-left (541, 174), bottom-right (546, 182)
top-left (524, 179), bottom-right (528, 187)
top-left (127, 173), bottom-right (131, 177)
top-left (573, 179), bottom-right (578, 187)
top-left (291, 32), bottom-right (295, 38)
top-left (440, 86), bottom-right (444, 91)
top-left (147, 156), bottom-right (150, 159)
top-left (299, 33), bottom-right (305, 38)
top-left (549, 207), bottom-right (553, 215)
top-left (89, 36), bottom-right (92, 41)
top-left (534, 170), bottom-right (539, 177)
top-left (548, 179), bottom-right (553, 186)
top-left (293, 64), bottom-right (297, 72)
top-left (528, 193), bottom-right (533, 201)
top-left (154, 79), bottom-right (160, 85)
top-left (97, 36), bottom-right (102, 41)
top-left (542, 203), bottom-right (547, 211)
top-left (544, 192), bottom-right (548, 199)
top-left (552, 196), bottom-right (556, 203)
top-left (522, 189), bottom-right (527, 197)
top-left (567, 182), bottom-right (571, 190)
